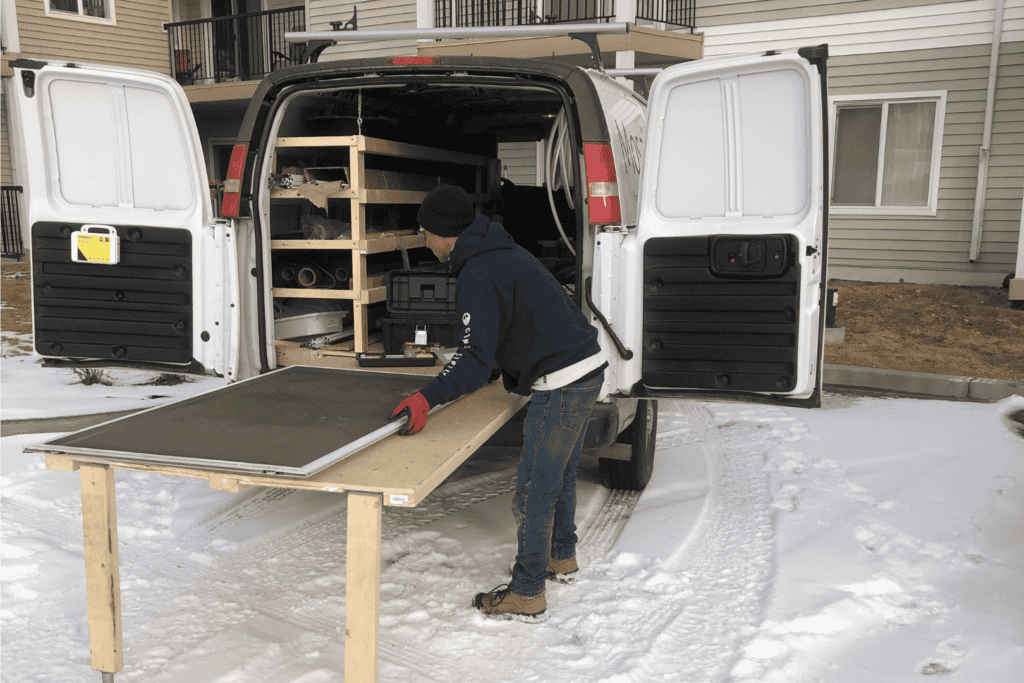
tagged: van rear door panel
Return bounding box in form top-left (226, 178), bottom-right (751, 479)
top-left (594, 49), bottom-right (828, 406)
top-left (10, 63), bottom-right (238, 377)
top-left (32, 223), bottom-right (194, 364)
top-left (641, 234), bottom-right (802, 393)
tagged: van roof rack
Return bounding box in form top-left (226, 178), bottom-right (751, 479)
top-left (285, 22), bottom-right (631, 71)
top-left (603, 68), bottom-right (663, 76)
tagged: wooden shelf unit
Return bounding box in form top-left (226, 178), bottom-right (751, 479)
top-left (270, 135), bottom-right (500, 355)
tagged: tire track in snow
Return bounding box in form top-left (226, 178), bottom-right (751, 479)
top-left (633, 404), bottom-right (777, 682)
top-left (578, 487), bottom-right (643, 565)
top-left (516, 401), bottom-right (779, 683)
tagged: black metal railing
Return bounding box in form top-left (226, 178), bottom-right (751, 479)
top-left (545, 0), bottom-right (615, 23)
top-left (164, 7), bottom-right (305, 85)
top-left (435, 1), bottom-right (695, 28)
top-left (636, 0), bottom-right (695, 29)
top-left (1, 186), bottom-right (24, 261)
top-left (436, 0), bottom-right (537, 26)
top-left (435, 1), bottom-right (616, 26)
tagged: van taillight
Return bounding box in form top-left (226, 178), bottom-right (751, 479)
top-left (221, 143), bottom-right (248, 217)
top-left (585, 143), bottom-right (620, 225)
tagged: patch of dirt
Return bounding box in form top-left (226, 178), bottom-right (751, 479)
top-left (825, 280), bottom-right (1024, 381)
top-left (1, 261), bottom-right (32, 344)
top-left (3, 261), bottom-right (1022, 380)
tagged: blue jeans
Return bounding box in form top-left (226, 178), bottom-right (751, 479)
top-left (509, 370), bottom-right (604, 597)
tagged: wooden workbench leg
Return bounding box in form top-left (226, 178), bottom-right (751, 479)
top-left (80, 463), bottom-right (123, 676)
top-left (345, 491), bottom-right (382, 683)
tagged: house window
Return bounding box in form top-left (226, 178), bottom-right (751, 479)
top-left (48, 0), bottom-right (113, 21)
top-left (830, 92), bottom-right (945, 216)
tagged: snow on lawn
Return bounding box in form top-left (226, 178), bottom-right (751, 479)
top-left (1, 359), bottom-right (1022, 682)
top-left (1, 344), bottom-right (229, 421)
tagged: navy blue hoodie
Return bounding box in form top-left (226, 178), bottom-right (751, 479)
top-left (419, 216), bottom-right (601, 407)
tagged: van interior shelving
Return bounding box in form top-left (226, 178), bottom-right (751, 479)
top-left (264, 81), bottom-right (585, 362)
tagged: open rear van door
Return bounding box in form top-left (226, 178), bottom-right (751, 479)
top-left (592, 47), bottom-right (829, 406)
top-left (9, 61), bottom-right (239, 378)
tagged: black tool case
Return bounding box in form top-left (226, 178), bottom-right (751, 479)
top-left (381, 269), bottom-right (461, 353)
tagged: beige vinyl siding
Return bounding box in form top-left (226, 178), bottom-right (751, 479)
top-left (826, 42), bottom-right (1023, 283)
top-left (498, 142), bottom-right (541, 186)
top-left (16, 0), bottom-right (172, 75)
top-left (696, 0), bottom-right (1024, 58)
top-left (1, 95), bottom-right (13, 185)
top-left (695, 0), bottom-right (967, 27)
top-left (311, 0), bottom-right (418, 61)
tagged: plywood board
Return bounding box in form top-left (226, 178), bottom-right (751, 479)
top-left (41, 374), bottom-right (528, 506)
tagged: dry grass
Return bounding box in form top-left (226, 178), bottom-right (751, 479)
top-left (824, 279), bottom-right (1024, 381)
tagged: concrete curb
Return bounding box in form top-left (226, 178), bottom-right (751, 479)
top-left (823, 364), bottom-right (1024, 402)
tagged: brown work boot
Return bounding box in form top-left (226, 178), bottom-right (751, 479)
top-left (473, 584), bottom-right (546, 621)
top-left (547, 556), bottom-right (579, 583)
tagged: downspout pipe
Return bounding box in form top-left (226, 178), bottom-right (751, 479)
top-left (969, 0), bottom-right (1006, 262)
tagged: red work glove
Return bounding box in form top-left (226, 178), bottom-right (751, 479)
top-left (390, 392), bottom-right (430, 436)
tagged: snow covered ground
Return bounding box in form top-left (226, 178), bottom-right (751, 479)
top-left (2, 347), bottom-right (1022, 682)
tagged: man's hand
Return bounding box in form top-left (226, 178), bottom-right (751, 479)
top-left (390, 392), bottom-right (430, 436)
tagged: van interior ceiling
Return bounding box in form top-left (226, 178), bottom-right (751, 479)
top-left (265, 81), bottom-right (582, 343)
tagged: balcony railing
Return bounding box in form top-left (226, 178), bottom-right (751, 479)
top-left (434, 1), bottom-right (695, 28)
top-left (2, 186), bottom-right (24, 261)
top-left (636, 1), bottom-right (695, 28)
top-left (164, 7), bottom-right (305, 85)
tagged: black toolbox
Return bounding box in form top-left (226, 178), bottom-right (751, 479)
top-left (381, 269), bottom-right (461, 353)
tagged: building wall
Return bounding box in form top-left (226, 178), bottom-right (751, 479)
top-left (697, 0), bottom-right (1024, 286)
top-left (15, 0), bottom-right (173, 75)
top-left (498, 141), bottom-right (543, 186)
top-left (1, 95), bottom-right (13, 185)
top-left (311, 0), bottom-right (418, 61)
top-left (827, 42), bottom-right (1023, 282)
top-left (696, 0), bottom-right (968, 28)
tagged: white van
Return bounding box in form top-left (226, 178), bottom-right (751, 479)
top-left (8, 39), bottom-right (830, 489)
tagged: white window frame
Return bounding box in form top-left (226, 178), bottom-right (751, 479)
top-left (829, 91), bottom-right (946, 217)
top-left (45, 0), bottom-right (116, 25)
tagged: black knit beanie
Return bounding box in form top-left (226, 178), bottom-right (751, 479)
top-left (417, 184), bottom-right (475, 237)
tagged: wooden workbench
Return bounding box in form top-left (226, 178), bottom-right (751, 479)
top-left (42, 371), bottom-right (528, 682)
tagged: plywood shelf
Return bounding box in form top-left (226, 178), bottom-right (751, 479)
top-left (275, 135), bottom-right (497, 168)
top-left (272, 285), bottom-right (386, 304)
top-left (270, 232), bottom-right (425, 254)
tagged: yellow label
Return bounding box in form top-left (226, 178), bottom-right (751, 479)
top-left (75, 234), bottom-right (114, 263)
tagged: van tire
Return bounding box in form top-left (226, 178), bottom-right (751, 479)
top-left (599, 399), bottom-right (657, 490)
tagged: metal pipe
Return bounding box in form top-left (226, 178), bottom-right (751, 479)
top-left (285, 21), bottom-right (630, 44)
top-left (969, 0), bottom-right (1005, 262)
top-left (296, 266), bottom-right (319, 288)
top-left (604, 68), bottom-right (663, 76)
